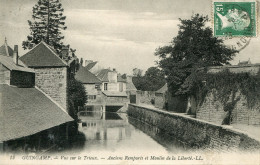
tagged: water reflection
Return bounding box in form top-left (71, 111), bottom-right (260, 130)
top-left (4, 111), bottom-right (191, 155)
top-left (66, 111), bottom-right (190, 154)
top-left (77, 111), bottom-right (132, 151)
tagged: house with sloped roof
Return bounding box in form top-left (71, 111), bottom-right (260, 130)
top-left (77, 65), bottom-right (129, 112)
top-left (96, 68), bottom-right (128, 112)
top-left (20, 41), bottom-right (69, 111)
top-left (75, 66), bottom-right (102, 110)
top-left (0, 40), bottom-right (35, 87)
top-left (0, 39), bottom-right (73, 152)
top-left (97, 68), bottom-right (127, 94)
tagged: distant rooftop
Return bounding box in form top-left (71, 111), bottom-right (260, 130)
top-left (85, 61), bottom-right (97, 70)
top-left (117, 74), bottom-right (126, 82)
top-left (96, 69), bottom-right (112, 82)
top-left (0, 38), bottom-right (13, 57)
top-left (0, 55), bottom-right (34, 73)
top-left (20, 41), bottom-right (68, 67)
top-left (75, 66), bottom-right (101, 84)
top-left (0, 39), bottom-right (34, 73)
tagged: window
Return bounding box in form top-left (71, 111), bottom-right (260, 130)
top-left (104, 83), bottom-right (108, 91)
top-left (88, 95), bottom-right (96, 100)
top-left (95, 84), bottom-right (100, 89)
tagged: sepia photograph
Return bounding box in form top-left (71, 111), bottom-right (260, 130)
top-left (0, 0), bottom-right (260, 164)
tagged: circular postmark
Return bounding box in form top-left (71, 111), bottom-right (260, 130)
top-left (223, 35), bottom-right (251, 51)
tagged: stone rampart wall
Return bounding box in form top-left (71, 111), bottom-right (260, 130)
top-left (128, 104), bottom-right (260, 151)
top-left (197, 91), bottom-right (260, 125)
top-left (207, 65), bottom-right (260, 75)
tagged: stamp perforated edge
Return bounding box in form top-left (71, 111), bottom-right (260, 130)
top-left (211, 0), bottom-right (258, 38)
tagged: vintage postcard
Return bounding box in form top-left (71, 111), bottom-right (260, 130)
top-left (0, 0), bottom-right (260, 165)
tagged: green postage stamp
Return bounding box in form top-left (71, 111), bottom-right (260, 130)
top-left (213, 0), bottom-right (257, 37)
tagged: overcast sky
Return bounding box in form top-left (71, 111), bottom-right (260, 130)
top-left (0, 0), bottom-right (260, 74)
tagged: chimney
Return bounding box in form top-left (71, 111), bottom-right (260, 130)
top-left (13, 45), bottom-right (18, 65)
top-left (113, 68), bottom-right (116, 72)
top-left (61, 45), bottom-right (69, 61)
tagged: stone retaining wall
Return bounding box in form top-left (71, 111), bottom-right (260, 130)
top-left (128, 104), bottom-right (260, 151)
top-left (197, 91), bottom-right (260, 125)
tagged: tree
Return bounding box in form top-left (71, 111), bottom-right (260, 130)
top-left (68, 78), bottom-right (87, 120)
top-left (144, 67), bottom-right (166, 91)
top-left (22, 0), bottom-right (67, 53)
top-left (155, 14), bottom-right (237, 96)
top-left (132, 67), bottom-right (166, 91)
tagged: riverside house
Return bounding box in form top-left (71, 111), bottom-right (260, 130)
top-left (0, 39), bottom-right (73, 152)
top-left (96, 68), bottom-right (128, 112)
top-left (75, 65), bottom-right (129, 112)
top-left (75, 66), bottom-right (102, 111)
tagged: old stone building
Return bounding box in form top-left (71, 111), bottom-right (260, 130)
top-left (20, 41), bottom-right (69, 111)
top-left (77, 66), bottom-right (129, 112)
top-left (75, 66), bottom-right (103, 111)
top-left (0, 39), bottom-right (73, 152)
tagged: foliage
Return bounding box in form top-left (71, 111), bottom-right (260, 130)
top-left (22, 0), bottom-right (67, 53)
top-left (68, 78), bottom-right (87, 120)
top-left (132, 67), bottom-right (166, 91)
top-left (155, 14), bottom-right (238, 96)
top-left (190, 69), bottom-right (260, 124)
top-left (193, 70), bottom-right (260, 109)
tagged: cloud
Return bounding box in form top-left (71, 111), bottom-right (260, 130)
top-left (2, 0), bottom-right (260, 75)
top-left (64, 31), bottom-right (166, 74)
top-left (62, 9), bottom-right (179, 73)
top-left (64, 9), bottom-right (179, 43)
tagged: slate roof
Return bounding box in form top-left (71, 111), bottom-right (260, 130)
top-left (0, 84), bottom-right (73, 142)
top-left (96, 69), bottom-right (112, 82)
top-left (102, 91), bottom-right (127, 97)
top-left (156, 83), bottom-right (167, 94)
top-left (85, 61), bottom-right (97, 70)
top-left (117, 75), bottom-right (126, 82)
top-left (20, 41), bottom-right (67, 67)
top-left (0, 44), bottom-right (13, 57)
top-left (0, 55), bottom-right (34, 73)
top-left (75, 66), bottom-right (101, 84)
top-left (126, 82), bottom-right (137, 91)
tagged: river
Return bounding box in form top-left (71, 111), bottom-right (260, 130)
top-left (58, 111), bottom-right (192, 155)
